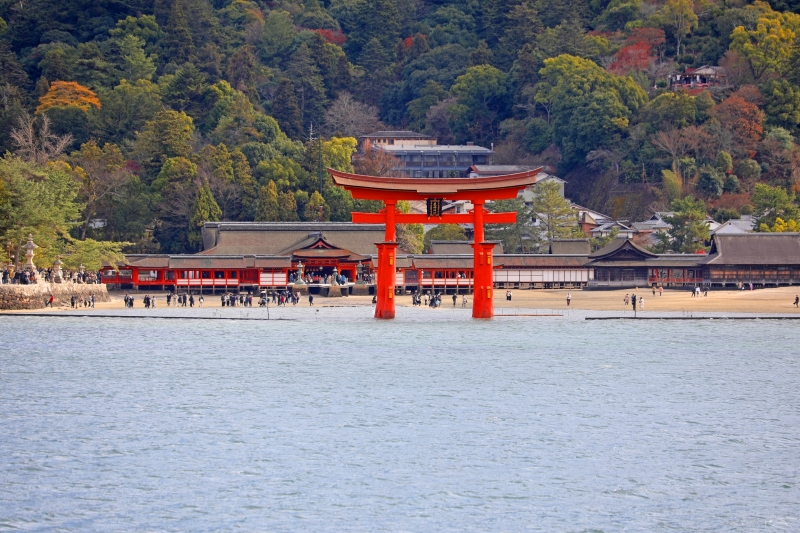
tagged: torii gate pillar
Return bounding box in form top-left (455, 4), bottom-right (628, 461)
top-left (374, 201), bottom-right (397, 319)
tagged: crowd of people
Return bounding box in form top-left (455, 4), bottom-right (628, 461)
top-left (1, 267), bottom-right (102, 285)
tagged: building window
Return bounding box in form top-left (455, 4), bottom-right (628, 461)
top-left (202, 270), bottom-right (211, 279)
top-left (228, 271), bottom-right (238, 279)
top-left (139, 270), bottom-right (159, 281)
top-left (214, 270), bottom-right (225, 279)
top-left (118, 269), bottom-right (132, 278)
top-left (165, 271), bottom-right (175, 280)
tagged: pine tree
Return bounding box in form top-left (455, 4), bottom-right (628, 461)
top-left (231, 150), bottom-right (256, 220)
top-left (278, 190), bottom-right (299, 221)
top-left (286, 44), bottom-right (328, 130)
top-left (188, 181), bottom-right (221, 249)
top-left (255, 180), bottom-right (280, 221)
top-left (271, 78), bottom-right (303, 139)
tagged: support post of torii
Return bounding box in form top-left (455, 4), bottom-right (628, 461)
top-left (328, 168), bottom-right (541, 319)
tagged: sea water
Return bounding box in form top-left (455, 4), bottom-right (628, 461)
top-left (1, 308), bottom-right (799, 531)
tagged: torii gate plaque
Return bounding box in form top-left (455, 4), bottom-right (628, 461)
top-left (328, 168), bottom-right (541, 319)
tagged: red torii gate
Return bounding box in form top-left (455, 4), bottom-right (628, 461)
top-left (328, 168), bottom-right (541, 319)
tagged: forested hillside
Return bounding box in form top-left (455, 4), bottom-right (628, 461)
top-left (1, 0), bottom-right (800, 258)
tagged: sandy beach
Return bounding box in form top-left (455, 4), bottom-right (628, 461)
top-left (9, 286), bottom-right (800, 315)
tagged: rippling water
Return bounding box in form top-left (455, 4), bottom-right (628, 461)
top-left (1, 308), bottom-right (799, 531)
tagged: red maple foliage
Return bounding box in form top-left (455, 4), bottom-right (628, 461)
top-left (625, 27), bottom-right (666, 49)
top-left (313, 29), bottom-right (346, 45)
top-left (715, 95), bottom-right (765, 153)
top-left (404, 36), bottom-right (414, 48)
top-left (609, 42), bottom-right (653, 74)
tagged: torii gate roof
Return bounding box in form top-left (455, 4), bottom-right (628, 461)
top-left (328, 167), bottom-right (542, 201)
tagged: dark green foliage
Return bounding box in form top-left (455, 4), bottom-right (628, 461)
top-left (525, 118), bottom-right (553, 153)
top-left (271, 78), bottom-right (303, 140)
top-left (697, 165), bottom-right (724, 197)
top-left (0, 0), bottom-right (797, 253)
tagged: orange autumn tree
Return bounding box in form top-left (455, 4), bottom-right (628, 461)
top-left (35, 81), bottom-right (101, 114)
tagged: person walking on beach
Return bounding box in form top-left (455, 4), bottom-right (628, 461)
top-left (658, 286), bottom-right (663, 297)
top-left (189, 294), bottom-right (194, 307)
top-left (452, 294), bottom-right (457, 307)
top-left (631, 293), bottom-right (637, 311)
top-left (566, 293), bottom-right (571, 306)
top-left (308, 294), bottom-right (314, 306)
top-left (624, 293), bottom-right (629, 306)
top-left (794, 295), bottom-right (799, 307)
top-left (639, 296), bottom-right (644, 310)
top-left (652, 286), bottom-right (656, 297)
top-left (462, 295), bottom-right (467, 308)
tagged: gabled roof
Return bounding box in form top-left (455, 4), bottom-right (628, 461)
top-left (549, 239), bottom-right (591, 255)
top-left (590, 221), bottom-right (635, 234)
top-left (700, 233), bottom-right (800, 265)
top-left (200, 222), bottom-right (387, 256)
top-left (588, 238), bottom-right (657, 260)
top-left (712, 216), bottom-right (755, 234)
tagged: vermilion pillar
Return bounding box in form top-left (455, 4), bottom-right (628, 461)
top-left (374, 202), bottom-right (397, 319)
top-left (471, 201), bottom-right (494, 319)
top-left (374, 242), bottom-right (397, 319)
top-left (472, 242), bottom-right (495, 318)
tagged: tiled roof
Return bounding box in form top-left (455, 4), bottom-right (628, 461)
top-left (700, 234), bottom-right (800, 265)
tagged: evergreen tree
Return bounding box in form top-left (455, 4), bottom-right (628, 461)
top-left (278, 190), bottom-right (299, 221)
top-left (286, 44), bottom-right (328, 130)
top-left (255, 180), bottom-right (280, 221)
top-left (163, 0), bottom-right (195, 64)
top-left (532, 180), bottom-right (578, 241)
top-left (232, 149), bottom-right (257, 220)
top-left (272, 79), bottom-right (303, 139)
top-left (188, 181), bottom-right (221, 249)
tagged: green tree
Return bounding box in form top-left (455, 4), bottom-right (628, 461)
top-left (761, 79), bottom-right (800, 132)
top-left (304, 190), bottom-right (330, 221)
top-left (271, 78), bottom-right (303, 139)
top-left (163, 0), bottom-right (195, 64)
top-left (278, 190), bottom-right (299, 221)
top-left (134, 110), bottom-right (194, 179)
top-left (407, 80), bottom-right (448, 131)
top-left (661, 169), bottom-right (682, 201)
top-left (697, 165), bottom-right (724, 197)
top-left (486, 198), bottom-right (542, 253)
top-left (423, 224), bottom-right (468, 252)
top-left (751, 183), bottom-right (800, 229)
top-left (188, 181), bottom-right (221, 249)
top-left (657, 0), bottom-right (698, 57)
top-left (448, 65), bottom-right (509, 144)
top-left (532, 180), bottom-right (578, 240)
top-left (151, 156), bottom-right (198, 192)
top-left (325, 185), bottom-right (355, 222)
top-left (61, 238), bottom-right (129, 271)
top-left (659, 195), bottom-right (709, 253)
top-left (92, 80), bottom-right (162, 145)
top-left (536, 54), bottom-right (648, 167)
top-left (115, 34), bottom-right (156, 82)
top-left (286, 43), bottom-right (328, 130)
top-left (255, 180), bottom-right (279, 221)
top-left (0, 156), bottom-right (82, 267)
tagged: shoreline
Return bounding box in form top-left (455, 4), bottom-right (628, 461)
top-left (0, 285), bottom-right (798, 318)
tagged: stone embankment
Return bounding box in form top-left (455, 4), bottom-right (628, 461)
top-left (0, 282), bottom-right (110, 310)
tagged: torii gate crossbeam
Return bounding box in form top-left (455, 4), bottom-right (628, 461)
top-left (328, 168), bottom-right (541, 319)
